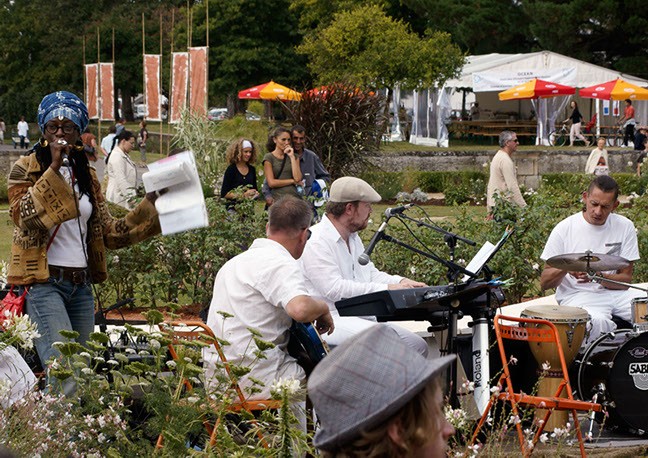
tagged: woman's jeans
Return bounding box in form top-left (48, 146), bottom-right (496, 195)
top-left (25, 277), bottom-right (94, 393)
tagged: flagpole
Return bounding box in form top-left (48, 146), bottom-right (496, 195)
top-left (97, 27), bottom-right (101, 144)
top-left (160, 11), bottom-right (163, 156)
top-left (142, 13), bottom-right (146, 124)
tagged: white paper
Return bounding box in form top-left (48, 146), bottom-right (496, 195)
top-left (462, 241), bottom-right (496, 282)
top-left (142, 151), bottom-right (208, 235)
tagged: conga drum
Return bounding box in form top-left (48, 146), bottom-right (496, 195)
top-left (520, 304), bottom-right (590, 430)
top-left (631, 297), bottom-right (648, 332)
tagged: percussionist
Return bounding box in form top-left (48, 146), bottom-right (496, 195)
top-left (540, 175), bottom-right (644, 344)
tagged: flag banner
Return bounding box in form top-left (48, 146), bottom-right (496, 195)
top-left (85, 64), bottom-right (99, 119)
top-left (170, 52), bottom-right (189, 124)
top-left (144, 54), bottom-right (162, 121)
top-left (99, 63), bottom-right (115, 121)
top-left (189, 47), bottom-right (208, 116)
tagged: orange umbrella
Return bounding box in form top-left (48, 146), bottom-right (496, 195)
top-left (579, 78), bottom-right (648, 100)
top-left (498, 78), bottom-right (575, 101)
top-left (238, 81), bottom-right (301, 101)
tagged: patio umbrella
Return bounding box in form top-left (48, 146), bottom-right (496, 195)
top-left (498, 79), bottom-right (576, 145)
top-left (498, 78), bottom-right (576, 101)
top-left (579, 79), bottom-right (648, 135)
top-left (579, 78), bottom-right (648, 101)
top-left (238, 81), bottom-right (301, 101)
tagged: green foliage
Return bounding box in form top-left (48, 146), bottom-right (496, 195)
top-left (0, 174), bottom-right (7, 203)
top-left (297, 4), bottom-right (464, 90)
top-left (541, 172), bottom-right (648, 197)
top-left (97, 197), bottom-right (266, 310)
top-left (286, 82), bottom-right (386, 178)
top-left (359, 171), bottom-right (404, 201)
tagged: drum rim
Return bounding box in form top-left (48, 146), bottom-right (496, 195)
top-left (520, 313), bottom-right (590, 324)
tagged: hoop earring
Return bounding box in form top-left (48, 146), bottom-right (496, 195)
top-left (39, 137), bottom-right (48, 147)
top-left (73, 142), bottom-right (84, 152)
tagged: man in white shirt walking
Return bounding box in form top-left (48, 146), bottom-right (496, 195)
top-left (17, 116), bottom-right (29, 149)
top-left (301, 176), bottom-right (429, 356)
top-left (487, 130), bottom-right (526, 214)
top-left (540, 175), bottom-right (643, 344)
top-left (205, 196), bottom-right (334, 399)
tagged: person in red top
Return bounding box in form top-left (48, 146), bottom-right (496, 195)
top-left (619, 99), bottom-right (636, 147)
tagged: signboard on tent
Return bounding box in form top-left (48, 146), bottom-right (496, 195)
top-left (473, 67), bottom-right (577, 92)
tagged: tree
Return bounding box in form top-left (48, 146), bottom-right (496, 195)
top-left (403, 0), bottom-right (534, 54)
top-left (181, 0), bottom-right (310, 113)
top-left (297, 5), bottom-right (464, 91)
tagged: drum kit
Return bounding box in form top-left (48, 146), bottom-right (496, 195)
top-left (520, 251), bottom-right (648, 434)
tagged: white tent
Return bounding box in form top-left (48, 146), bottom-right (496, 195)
top-left (411, 51), bottom-right (648, 146)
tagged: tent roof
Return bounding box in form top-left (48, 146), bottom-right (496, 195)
top-left (447, 50), bottom-right (648, 90)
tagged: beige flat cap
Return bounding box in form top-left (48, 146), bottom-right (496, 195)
top-left (329, 177), bottom-right (381, 203)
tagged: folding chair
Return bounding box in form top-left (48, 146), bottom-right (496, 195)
top-left (156, 320), bottom-right (281, 449)
top-left (471, 315), bottom-right (602, 457)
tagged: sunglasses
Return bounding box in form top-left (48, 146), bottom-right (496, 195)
top-left (307, 229), bottom-right (312, 240)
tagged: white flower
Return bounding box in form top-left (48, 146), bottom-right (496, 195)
top-left (585, 431), bottom-right (593, 441)
top-left (540, 432), bottom-right (548, 443)
top-left (532, 263), bottom-right (539, 271)
top-left (79, 352), bottom-right (91, 358)
top-left (271, 378), bottom-right (301, 397)
top-left (107, 359), bottom-right (119, 366)
top-left (490, 385), bottom-right (501, 395)
top-left (409, 265), bottom-right (416, 275)
top-left (461, 380), bottom-right (475, 393)
top-left (0, 379), bottom-right (11, 399)
top-left (628, 161), bottom-right (633, 167)
top-left (483, 162), bottom-right (488, 168)
top-left (187, 396), bottom-right (200, 404)
top-left (509, 355), bottom-right (518, 365)
top-left (542, 361), bottom-right (551, 371)
top-left (166, 360), bottom-right (177, 369)
top-left (508, 414), bottom-right (521, 425)
top-left (112, 255), bottom-right (120, 264)
top-left (148, 339), bottom-right (161, 350)
top-left (81, 368), bottom-right (94, 375)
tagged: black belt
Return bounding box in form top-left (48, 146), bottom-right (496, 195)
top-left (49, 265), bottom-right (89, 285)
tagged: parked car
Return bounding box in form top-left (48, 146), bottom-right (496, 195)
top-left (208, 107), bottom-right (228, 121)
top-left (245, 110), bottom-right (261, 121)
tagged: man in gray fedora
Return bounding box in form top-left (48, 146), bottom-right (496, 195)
top-left (308, 325), bottom-right (456, 457)
top-left (300, 176), bottom-right (429, 355)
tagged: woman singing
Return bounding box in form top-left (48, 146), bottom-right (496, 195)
top-left (6, 91), bottom-right (161, 392)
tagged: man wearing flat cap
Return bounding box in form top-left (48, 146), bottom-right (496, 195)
top-left (308, 325), bottom-right (456, 457)
top-left (301, 176), bottom-right (429, 355)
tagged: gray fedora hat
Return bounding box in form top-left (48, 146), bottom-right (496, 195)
top-left (308, 325), bottom-right (455, 451)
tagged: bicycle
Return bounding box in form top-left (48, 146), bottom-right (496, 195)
top-left (549, 123), bottom-right (594, 147)
top-left (604, 124), bottom-right (625, 147)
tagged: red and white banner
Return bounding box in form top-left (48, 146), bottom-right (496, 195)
top-left (99, 63), bottom-right (114, 121)
top-left (170, 52), bottom-right (189, 124)
top-left (189, 47), bottom-right (208, 117)
top-left (144, 54), bottom-right (162, 121)
top-left (85, 64), bottom-right (99, 119)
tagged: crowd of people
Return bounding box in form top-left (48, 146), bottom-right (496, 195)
top-left (4, 91), bottom-right (648, 455)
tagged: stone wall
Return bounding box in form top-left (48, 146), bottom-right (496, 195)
top-left (0, 149), bottom-right (23, 178)
top-left (368, 149), bottom-right (639, 189)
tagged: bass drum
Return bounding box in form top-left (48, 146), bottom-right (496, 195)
top-left (576, 330), bottom-right (648, 433)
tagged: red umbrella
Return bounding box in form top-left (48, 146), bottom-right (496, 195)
top-left (498, 78), bottom-right (576, 100)
top-left (238, 81), bottom-right (301, 101)
top-left (238, 82), bottom-right (270, 100)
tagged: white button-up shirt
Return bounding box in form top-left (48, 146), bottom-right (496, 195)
top-left (205, 238), bottom-right (309, 398)
top-left (301, 214), bottom-right (402, 315)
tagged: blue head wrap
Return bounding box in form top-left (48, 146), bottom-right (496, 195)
top-left (37, 91), bottom-right (89, 133)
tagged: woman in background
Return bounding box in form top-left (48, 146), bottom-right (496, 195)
top-left (564, 100), bottom-right (589, 147)
top-left (105, 130), bottom-right (138, 209)
top-left (585, 137), bottom-right (609, 175)
top-left (220, 138), bottom-right (259, 208)
top-left (263, 126), bottom-right (302, 204)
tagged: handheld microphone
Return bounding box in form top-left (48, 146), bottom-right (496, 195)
top-left (384, 203), bottom-right (414, 218)
top-left (57, 139), bottom-right (70, 166)
top-left (358, 221), bottom-right (388, 266)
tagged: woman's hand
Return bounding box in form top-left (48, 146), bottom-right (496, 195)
top-left (49, 139), bottom-right (70, 171)
top-left (146, 188), bottom-right (168, 203)
top-left (243, 188), bottom-right (259, 199)
top-left (284, 145), bottom-right (295, 158)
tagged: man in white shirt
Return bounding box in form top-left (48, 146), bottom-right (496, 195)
top-left (301, 176), bottom-right (429, 356)
top-left (17, 116), bottom-right (29, 149)
top-left (540, 175), bottom-right (643, 344)
top-left (486, 131), bottom-right (526, 213)
top-left (205, 196), bottom-right (334, 399)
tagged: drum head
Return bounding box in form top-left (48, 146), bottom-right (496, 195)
top-left (607, 331), bottom-right (648, 432)
top-left (521, 304), bottom-right (590, 322)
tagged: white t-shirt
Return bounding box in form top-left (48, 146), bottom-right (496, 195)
top-left (204, 238), bottom-right (309, 398)
top-left (540, 212), bottom-right (639, 302)
top-left (300, 214), bottom-right (402, 315)
top-left (17, 120), bottom-right (28, 137)
top-left (47, 167), bottom-right (93, 268)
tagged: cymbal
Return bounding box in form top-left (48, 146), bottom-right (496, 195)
top-left (546, 252), bottom-right (629, 272)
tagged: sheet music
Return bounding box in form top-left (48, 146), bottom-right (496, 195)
top-left (143, 151), bottom-right (209, 235)
top-left (462, 242), bottom-right (496, 282)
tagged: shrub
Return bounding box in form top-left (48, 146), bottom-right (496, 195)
top-left (359, 170), bottom-right (403, 201)
top-left (285, 82), bottom-right (386, 178)
top-left (0, 173), bottom-right (7, 203)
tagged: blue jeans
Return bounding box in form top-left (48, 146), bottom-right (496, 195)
top-left (25, 278), bottom-right (95, 369)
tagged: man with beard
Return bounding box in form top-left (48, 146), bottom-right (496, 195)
top-left (301, 177), bottom-right (429, 355)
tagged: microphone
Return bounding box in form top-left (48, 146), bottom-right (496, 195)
top-left (358, 221), bottom-right (388, 266)
top-left (384, 203), bottom-right (414, 218)
top-left (57, 139), bottom-right (70, 166)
